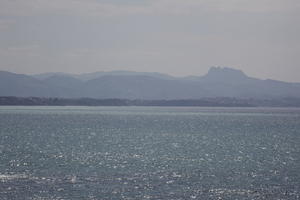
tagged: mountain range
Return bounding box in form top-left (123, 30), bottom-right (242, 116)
top-left (1, 67), bottom-right (300, 99)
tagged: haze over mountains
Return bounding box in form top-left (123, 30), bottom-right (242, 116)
top-left (1, 67), bottom-right (300, 99)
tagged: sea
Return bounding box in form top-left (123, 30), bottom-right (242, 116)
top-left (0, 106), bottom-right (299, 200)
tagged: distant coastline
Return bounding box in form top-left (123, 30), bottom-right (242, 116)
top-left (1, 96), bottom-right (300, 107)
top-left (1, 68), bottom-right (300, 100)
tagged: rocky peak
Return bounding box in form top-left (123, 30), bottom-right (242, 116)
top-left (203, 66), bottom-right (248, 81)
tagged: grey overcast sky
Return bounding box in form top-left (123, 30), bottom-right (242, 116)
top-left (0, 0), bottom-right (299, 82)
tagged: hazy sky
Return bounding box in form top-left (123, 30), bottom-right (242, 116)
top-left (0, 0), bottom-right (299, 82)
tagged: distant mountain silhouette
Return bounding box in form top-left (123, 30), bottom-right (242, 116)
top-left (0, 71), bottom-right (57, 97)
top-left (202, 67), bottom-right (250, 82)
top-left (34, 70), bottom-right (176, 81)
top-left (1, 67), bottom-right (300, 99)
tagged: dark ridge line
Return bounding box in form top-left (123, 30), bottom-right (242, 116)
top-left (1, 96), bottom-right (300, 107)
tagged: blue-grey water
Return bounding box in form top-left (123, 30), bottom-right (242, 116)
top-left (0, 106), bottom-right (299, 200)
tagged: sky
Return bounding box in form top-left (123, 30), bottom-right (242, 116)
top-left (0, 0), bottom-right (299, 82)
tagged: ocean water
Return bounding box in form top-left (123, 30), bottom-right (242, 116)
top-left (0, 106), bottom-right (299, 200)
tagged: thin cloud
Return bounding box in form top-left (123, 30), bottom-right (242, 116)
top-left (0, 19), bottom-right (16, 31)
top-left (0, 0), bottom-right (299, 18)
top-left (0, 0), bottom-right (149, 17)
